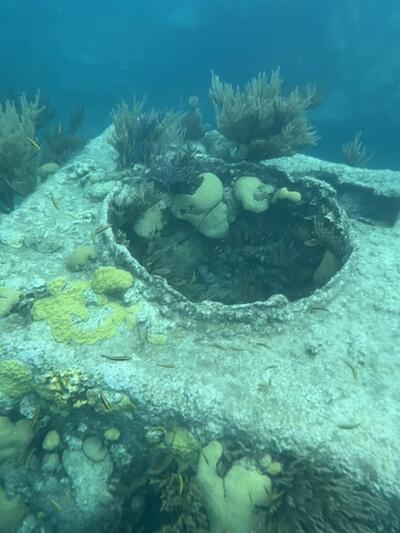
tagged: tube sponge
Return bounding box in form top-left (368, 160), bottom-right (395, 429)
top-left (271, 186), bottom-right (302, 203)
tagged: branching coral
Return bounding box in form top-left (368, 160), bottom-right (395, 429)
top-left (110, 98), bottom-right (146, 168)
top-left (145, 428), bottom-right (207, 532)
top-left (181, 95), bottom-right (205, 141)
top-left (149, 145), bottom-right (201, 194)
top-left (44, 107), bottom-right (87, 164)
top-left (142, 233), bottom-right (202, 288)
top-left (0, 93), bottom-right (45, 211)
top-left (341, 131), bottom-right (374, 167)
top-left (263, 454), bottom-right (399, 533)
top-left (209, 70), bottom-right (318, 161)
top-left (154, 472), bottom-right (209, 533)
top-left (110, 98), bottom-right (185, 169)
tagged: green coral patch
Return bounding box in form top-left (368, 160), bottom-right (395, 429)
top-left (0, 360), bottom-right (32, 399)
top-left (91, 266), bottom-right (133, 294)
top-left (32, 277), bottom-right (138, 344)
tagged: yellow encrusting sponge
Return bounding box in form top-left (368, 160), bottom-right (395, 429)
top-left (31, 268), bottom-right (137, 344)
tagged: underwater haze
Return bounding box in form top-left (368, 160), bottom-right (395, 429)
top-left (1, 0), bottom-right (400, 167)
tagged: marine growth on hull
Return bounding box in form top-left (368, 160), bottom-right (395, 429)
top-left (107, 160), bottom-right (352, 306)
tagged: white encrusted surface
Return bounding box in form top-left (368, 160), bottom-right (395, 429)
top-left (0, 130), bottom-right (399, 498)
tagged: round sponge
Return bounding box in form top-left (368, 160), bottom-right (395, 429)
top-left (171, 172), bottom-right (229, 239)
top-left (91, 267), bottom-right (133, 294)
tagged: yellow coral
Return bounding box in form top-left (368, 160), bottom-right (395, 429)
top-left (87, 389), bottom-right (136, 414)
top-left (0, 360), bottom-right (32, 400)
top-left (46, 276), bottom-right (69, 295)
top-left (91, 266), bottom-right (133, 294)
top-left (35, 368), bottom-right (90, 415)
top-left (32, 277), bottom-right (138, 344)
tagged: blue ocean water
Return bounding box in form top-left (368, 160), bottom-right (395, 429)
top-left (1, 0), bottom-right (399, 168)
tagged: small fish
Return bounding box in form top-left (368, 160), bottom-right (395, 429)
top-left (304, 238), bottom-right (320, 247)
top-left (4, 176), bottom-right (21, 194)
top-left (187, 270), bottom-right (197, 286)
top-left (309, 304), bottom-right (329, 312)
top-left (30, 405), bottom-right (41, 428)
top-left (203, 341), bottom-right (224, 350)
top-left (343, 360), bottom-right (358, 381)
top-left (264, 484), bottom-right (283, 502)
top-left (49, 498), bottom-right (62, 512)
top-left (93, 224), bottom-right (112, 237)
top-left (26, 136), bottom-right (41, 151)
top-left (48, 193), bottom-right (60, 210)
top-left (151, 426), bottom-right (168, 435)
top-left (336, 422), bottom-right (361, 430)
top-left (263, 365), bottom-right (277, 372)
top-left (101, 354), bottom-right (132, 361)
top-left (256, 342), bottom-right (272, 350)
top-left (228, 345), bottom-right (246, 352)
top-left (100, 391), bottom-right (113, 412)
top-left (257, 383), bottom-right (270, 393)
top-left (201, 450), bottom-right (210, 465)
top-left (205, 342), bottom-right (245, 352)
top-left (178, 474), bottom-right (184, 496)
top-left (24, 447), bottom-right (37, 467)
top-left (222, 477), bottom-right (227, 498)
top-left (155, 363), bottom-right (175, 368)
